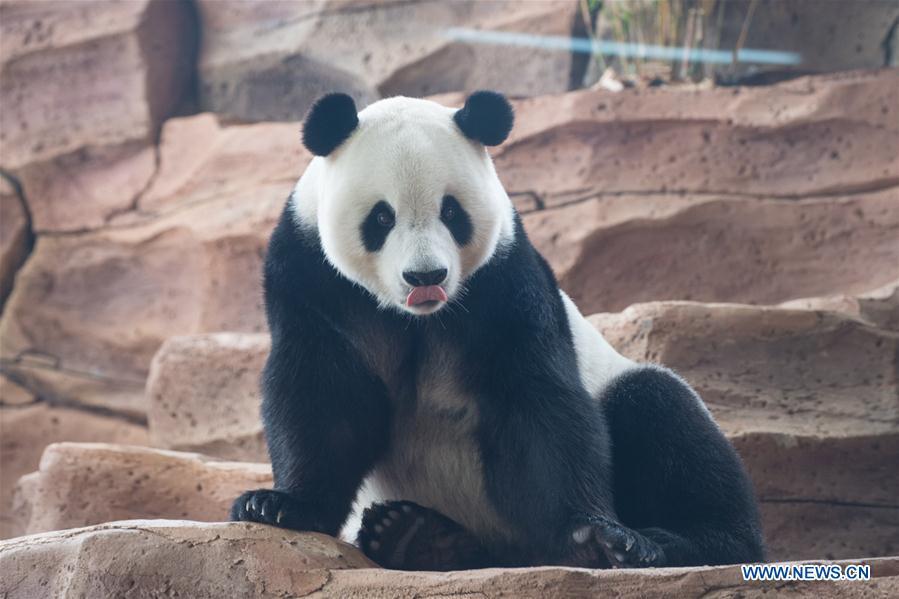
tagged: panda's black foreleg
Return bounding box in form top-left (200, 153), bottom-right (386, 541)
top-left (595, 365), bottom-right (766, 567)
top-left (231, 322), bottom-right (392, 537)
top-left (357, 501), bottom-right (492, 570)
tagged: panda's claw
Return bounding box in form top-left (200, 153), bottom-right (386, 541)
top-left (589, 516), bottom-right (665, 568)
top-left (230, 489), bottom-right (327, 533)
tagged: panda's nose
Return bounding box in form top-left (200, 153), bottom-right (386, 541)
top-left (403, 268), bottom-right (447, 287)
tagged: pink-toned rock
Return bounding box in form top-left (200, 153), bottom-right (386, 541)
top-left (14, 443), bottom-right (271, 536)
top-left (0, 375), bottom-right (34, 407)
top-left (0, 521), bottom-right (374, 598)
top-left (196, 0), bottom-right (577, 121)
top-left (0, 116), bottom-right (309, 416)
top-left (1, 521), bottom-right (895, 599)
top-left (15, 142), bottom-right (157, 233)
top-left (590, 302), bottom-right (898, 437)
top-left (147, 334), bottom-right (269, 462)
top-left (0, 176), bottom-right (30, 304)
top-left (534, 192), bottom-right (899, 315)
top-left (499, 69), bottom-right (899, 204)
top-left (0, 0), bottom-right (196, 232)
top-left (0, 405), bottom-right (147, 539)
top-left (781, 279), bottom-right (899, 331)
top-left (733, 432), bottom-right (899, 561)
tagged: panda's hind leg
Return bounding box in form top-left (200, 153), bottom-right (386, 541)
top-left (598, 365), bottom-right (766, 566)
top-left (358, 501), bottom-right (491, 571)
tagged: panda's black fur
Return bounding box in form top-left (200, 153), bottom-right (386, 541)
top-left (231, 92), bottom-right (765, 570)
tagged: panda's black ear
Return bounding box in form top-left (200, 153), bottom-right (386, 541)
top-left (453, 90), bottom-right (514, 146)
top-left (302, 93), bottom-right (359, 156)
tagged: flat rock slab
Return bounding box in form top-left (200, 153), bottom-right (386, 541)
top-left (15, 442), bottom-right (270, 537)
top-left (0, 521), bottom-right (895, 598)
top-left (0, 521), bottom-right (373, 598)
top-left (590, 302), bottom-right (899, 438)
top-left (499, 69), bottom-right (899, 203)
top-left (147, 333), bottom-right (269, 461)
top-left (0, 407), bottom-right (147, 539)
top-left (533, 192), bottom-right (899, 315)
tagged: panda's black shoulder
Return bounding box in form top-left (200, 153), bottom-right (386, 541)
top-left (263, 199), bottom-right (372, 330)
top-left (458, 214), bottom-right (571, 340)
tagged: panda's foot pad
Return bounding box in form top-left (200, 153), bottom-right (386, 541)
top-left (572, 516), bottom-right (665, 568)
top-left (358, 500), bottom-right (488, 570)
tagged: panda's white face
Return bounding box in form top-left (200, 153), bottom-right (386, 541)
top-left (293, 97), bottom-right (515, 316)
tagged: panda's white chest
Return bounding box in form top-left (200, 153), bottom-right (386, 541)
top-left (366, 342), bottom-right (511, 543)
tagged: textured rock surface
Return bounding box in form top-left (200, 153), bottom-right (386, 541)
top-left (536, 193), bottom-right (899, 315)
top-left (590, 302), bottom-right (898, 437)
top-left (0, 115), bottom-right (307, 416)
top-left (0, 176), bottom-right (30, 305)
top-left (0, 0), bottom-right (196, 232)
top-left (734, 432), bottom-right (899, 561)
top-left (499, 69), bottom-right (899, 204)
top-left (0, 406), bottom-right (147, 539)
top-left (0, 521), bottom-right (374, 598)
top-left (0, 521), bottom-right (896, 598)
top-left (147, 334), bottom-right (269, 461)
top-left (14, 443), bottom-right (271, 536)
top-left (0, 375), bottom-right (34, 407)
top-left (196, 0), bottom-right (577, 122)
top-left (715, 1), bottom-right (899, 79)
top-left (781, 279), bottom-right (899, 331)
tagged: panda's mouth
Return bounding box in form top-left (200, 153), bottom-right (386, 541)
top-left (406, 285), bottom-right (448, 308)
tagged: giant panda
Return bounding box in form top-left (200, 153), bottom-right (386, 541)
top-left (231, 91), bottom-right (765, 570)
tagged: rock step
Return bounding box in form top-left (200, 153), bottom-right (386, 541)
top-left (13, 442), bottom-right (270, 538)
top-left (147, 300), bottom-right (899, 459)
top-left (589, 301), bottom-right (899, 438)
top-left (0, 405), bottom-right (148, 540)
top-left (0, 521), bottom-right (896, 598)
top-left (530, 192), bottom-right (899, 315)
top-left (14, 429), bottom-right (897, 562)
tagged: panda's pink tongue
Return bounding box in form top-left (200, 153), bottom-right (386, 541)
top-left (406, 285), bottom-right (448, 307)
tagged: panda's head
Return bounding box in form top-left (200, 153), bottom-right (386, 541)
top-left (292, 91), bottom-right (516, 316)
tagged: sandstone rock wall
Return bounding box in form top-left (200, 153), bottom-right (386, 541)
top-left (1, 1), bottom-right (898, 593)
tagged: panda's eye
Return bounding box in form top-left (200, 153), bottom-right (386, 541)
top-left (377, 209), bottom-right (394, 227)
top-left (440, 195), bottom-right (472, 246)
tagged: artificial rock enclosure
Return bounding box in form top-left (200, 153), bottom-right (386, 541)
top-left (1, 0), bottom-right (898, 597)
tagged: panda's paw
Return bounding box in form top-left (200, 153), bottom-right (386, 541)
top-left (230, 489), bottom-right (323, 532)
top-left (573, 516), bottom-right (665, 568)
top-left (357, 500), bottom-right (488, 571)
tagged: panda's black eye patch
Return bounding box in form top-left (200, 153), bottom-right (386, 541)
top-left (440, 195), bottom-right (472, 246)
top-left (361, 201), bottom-right (395, 252)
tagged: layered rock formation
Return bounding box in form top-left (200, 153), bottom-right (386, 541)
top-left (0, 0), bottom-right (196, 233)
top-left (1, 2), bottom-right (898, 591)
top-left (0, 406), bottom-right (148, 539)
top-left (14, 443), bottom-right (271, 536)
top-left (195, 0), bottom-right (579, 121)
top-left (1, 521), bottom-right (895, 598)
top-left (147, 333), bottom-right (269, 461)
